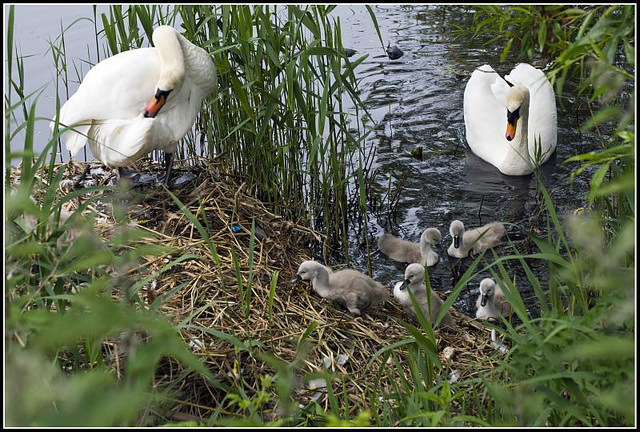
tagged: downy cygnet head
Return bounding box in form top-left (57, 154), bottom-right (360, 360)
top-left (422, 227), bottom-right (442, 245)
top-left (291, 260), bottom-right (319, 284)
top-left (399, 263), bottom-right (425, 291)
top-left (449, 220), bottom-right (465, 249)
top-left (478, 278), bottom-right (497, 307)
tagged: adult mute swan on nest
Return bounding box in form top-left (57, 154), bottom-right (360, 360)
top-left (53, 26), bottom-right (216, 186)
top-left (463, 63), bottom-right (557, 176)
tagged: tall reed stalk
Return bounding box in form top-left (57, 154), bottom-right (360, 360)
top-left (175, 5), bottom-right (372, 257)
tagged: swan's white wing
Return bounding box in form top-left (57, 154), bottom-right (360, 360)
top-left (62, 48), bottom-right (160, 123)
top-left (56, 48), bottom-right (160, 156)
top-left (490, 78), bottom-right (510, 109)
top-left (505, 63), bottom-right (557, 163)
top-left (87, 117), bottom-right (155, 167)
top-left (464, 65), bottom-right (508, 167)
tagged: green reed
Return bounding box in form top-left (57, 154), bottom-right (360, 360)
top-left (174, 5), bottom-right (372, 257)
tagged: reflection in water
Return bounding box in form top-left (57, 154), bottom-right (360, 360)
top-left (462, 148), bottom-right (533, 223)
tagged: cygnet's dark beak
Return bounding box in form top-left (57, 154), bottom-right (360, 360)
top-left (400, 279), bottom-right (410, 291)
top-left (290, 274), bottom-right (302, 284)
top-left (480, 294), bottom-right (487, 307)
top-left (454, 235), bottom-right (460, 249)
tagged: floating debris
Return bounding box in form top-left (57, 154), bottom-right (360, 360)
top-left (171, 171), bottom-right (198, 188)
top-left (448, 369), bottom-right (461, 384)
top-left (306, 378), bottom-right (327, 390)
top-left (336, 353), bottom-right (349, 366)
top-left (442, 346), bottom-right (455, 361)
top-left (386, 43), bottom-right (404, 60)
top-left (323, 356), bottom-right (332, 369)
top-left (322, 353), bottom-right (350, 369)
top-left (254, 224), bottom-right (268, 241)
top-left (226, 359), bottom-right (241, 380)
top-left (135, 173), bottom-right (157, 186)
top-left (491, 329), bottom-right (508, 355)
top-left (343, 47), bottom-right (357, 58)
top-left (306, 377), bottom-right (327, 402)
top-left (90, 167), bottom-right (109, 177)
top-left (188, 336), bottom-right (204, 350)
top-left (443, 66), bottom-right (467, 79)
top-left (59, 178), bottom-right (74, 191)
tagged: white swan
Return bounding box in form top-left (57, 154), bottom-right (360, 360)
top-left (291, 260), bottom-right (389, 315)
top-left (447, 220), bottom-right (505, 259)
top-left (475, 278), bottom-right (510, 320)
top-left (393, 263), bottom-right (454, 328)
top-left (463, 63), bottom-right (557, 176)
top-left (378, 227), bottom-right (441, 267)
top-left (53, 26), bottom-right (216, 185)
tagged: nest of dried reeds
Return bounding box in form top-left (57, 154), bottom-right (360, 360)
top-left (22, 158), bottom-right (504, 422)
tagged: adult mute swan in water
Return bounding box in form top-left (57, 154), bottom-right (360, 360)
top-left (53, 26), bottom-right (216, 186)
top-left (463, 63), bottom-right (557, 176)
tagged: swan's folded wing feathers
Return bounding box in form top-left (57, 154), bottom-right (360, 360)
top-left (87, 117), bottom-right (155, 167)
top-left (464, 65), bottom-right (507, 166)
top-left (57, 49), bottom-right (160, 131)
top-left (505, 63), bottom-right (545, 90)
top-left (490, 77), bottom-right (510, 109)
top-left (63, 123), bottom-right (92, 156)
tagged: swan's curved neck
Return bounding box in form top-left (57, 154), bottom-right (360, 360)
top-left (311, 265), bottom-right (331, 295)
top-left (155, 30), bottom-right (186, 90)
top-left (177, 34), bottom-right (216, 93)
top-left (502, 95), bottom-right (533, 174)
top-left (419, 241), bottom-right (433, 258)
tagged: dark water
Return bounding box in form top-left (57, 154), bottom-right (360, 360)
top-left (333, 5), bottom-right (597, 317)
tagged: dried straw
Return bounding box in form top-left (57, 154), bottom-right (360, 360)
top-left (15, 159), bottom-right (503, 421)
